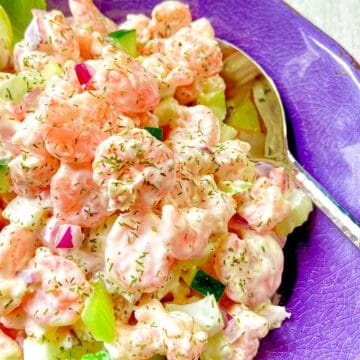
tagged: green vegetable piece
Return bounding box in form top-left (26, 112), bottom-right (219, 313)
top-left (220, 123), bottom-right (237, 142)
top-left (219, 180), bottom-right (252, 195)
top-left (144, 127), bottom-right (163, 141)
top-left (275, 189), bottom-right (313, 237)
top-left (0, 70), bottom-right (45, 102)
top-left (149, 356), bottom-right (167, 360)
top-left (226, 96), bottom-right (260, 132)
top-left (81, 351), bottom-right (110, 360)
top-left (0, 160), bottom-right (11, 193)
top-left (191, 269), bottom-right (225, 301)
top-left (153, 97), bottom-right (180, 127)
top-left (81, 281), bottom-right (115, 343)
top-left (107, 29), bottom-right (137, 57)
top-left (198, 89), bottom-right (226, 121)
top-left (0, 0), bottom-right (47, 45)
top-left (41, 60), bottom-right (62, 80)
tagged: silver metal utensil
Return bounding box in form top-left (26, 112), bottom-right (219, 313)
top-left (218, 40), bottom-right (360, 247)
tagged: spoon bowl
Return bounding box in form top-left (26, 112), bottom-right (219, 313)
top-left (218, 39), bottom-right (360, 246)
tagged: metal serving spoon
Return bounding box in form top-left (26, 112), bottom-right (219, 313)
top-left (218, 40), bottom-right (360, 247)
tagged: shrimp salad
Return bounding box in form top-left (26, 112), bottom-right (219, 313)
top-left (0, 1), bottom-right (313, 359)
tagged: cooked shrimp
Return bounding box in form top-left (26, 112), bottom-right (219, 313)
top-left (0, 329), bottom-right (22, 360)
top-left (142, 53), bottom-right (194, 97)
top-left (213, 140), bottom-right (253, 182)
top-left (165, 26), bottom-right (222, 77)
top-left (170, 105), bottom-right (220, 147)
top-left (69, 0), bottom-right (117, 37)
top-left (214, 231), bottom-right (283, 306)
top-left (119, 14), bottom-right (151, 47)
top-left (190, 18), bottom-right (215, 38)
top-left (0, 118), bottom-right (21, 159)
top-left (50, 163), bottom-right (110, 227)
top-left (43, 92), bottom-right (121, 163)
top-left (23, 247), bottom-right (91, 327)
top-left (93, 129), bottom-right (176, 211)
top-left (0, 224), bottom-right (38, 278)
top-left (197, 175), bottom-right (237, 234)
top-left (238, 174), bottom-right (290, 232)
top-left (166, 164), bottom-right (196, 208)
top-left (224, 304), bottom-right (269, 360)
top-left (9, 151), bottom-right (59, 197)
top-left (69, 0), bottom-right (116, 58)
top-left (24, 10), bottom-right (80, 65)
top-left (105, 209), bottom-right (174, 292)
top-left (91, 47), bottom-right (160, 113)
top-left (106, 300), bottom-right (207, 360)
top-left (149, 1), bottom-right (192, 38)
top-left (162, 205), bottom-right (213, 260)
top-left (13, 44), bottom-right (59, 73)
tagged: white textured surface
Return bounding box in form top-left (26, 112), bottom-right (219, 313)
top-left (286, 0), bottom-right (360, 61)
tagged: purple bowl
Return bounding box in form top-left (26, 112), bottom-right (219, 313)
top-left (50, 1), bottom-right (360, 358)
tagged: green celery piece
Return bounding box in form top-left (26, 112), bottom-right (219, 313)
top-left (149, 356), bottom-right (167, 360)
top-left (107, 29), bottom-right (137, 57)
top-left (219, 180), bottom-right (252, 195)
top-left (144, 127), bottom-right (163, 141)
top-left (191, 269), bottom-right (225, 301)
top-left (153, 97), bottom-right (180, 127)
top-left (0, 160), bottom-right (11, 193)
top-left (81, 351), bottom-right (110, 360)
top-left (275, 189), bottom-right (313, 237)
top-left (220, 123), bottom-right (237, 142)
top-left (41, 60), bottom-right (62, 80)
top-left (81, 281), bottom-right (115, 343)
top-left (0, 70), bottom-right (45, 102)
top-left (226, 96), bottom-right (260, 132)
top-left (198, 89), bottom-right (226, 121)
top-left (0, 0), bottom-right (46, 45)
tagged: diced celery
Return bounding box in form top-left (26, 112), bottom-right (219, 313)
top-left (41, 60), bottom-right (63, 80)
top-left (166, 294), bottom-right (223, 336)
top-left (220, 123), bottom-right (237, 142)
top-left (0, 160), bottom-right (10, 193)
top-left (82, 351), bottom-right (110, 360)
top-left (198, 89), bottom-right (226, 121)
top-left (153, 97), bottom-right (180, 127)
top-left (149, 356), bottom-right (167, 360)
top-left (144, 127), bottom-right (163, 141)
top-left (219, 180), bottom-right (252, 195)
top-left (81, 281), bottom-right (115, 343)
top-left (200, 333), bottom-right (231, 360)
top-left (226, 95), bottom-right (260, 132)
top-left (107, 29), bottom-right (137, 57)
top-left (275, 189), bottom-right (313, 237)
top-left (0, 71), bottom-right (45, 102)
top-left (3, 196), bottom-right (51, 229)
top-left (191, 269), bottom-right (225, 301)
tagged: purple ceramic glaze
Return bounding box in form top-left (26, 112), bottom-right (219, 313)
top-left (50, 1), bottom-right (360, 358)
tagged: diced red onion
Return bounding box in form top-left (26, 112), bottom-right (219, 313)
top-left (228, 214), bottom-right (249, 235)
top-left (200, 145), bottom-right (214, 155)
top-left (75, 63), bottom-right (93, 86)
top-left (56, 226), bottom-right (74, 249)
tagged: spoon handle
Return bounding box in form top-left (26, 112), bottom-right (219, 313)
top-left (288, 152), bottom-right (360, 248)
